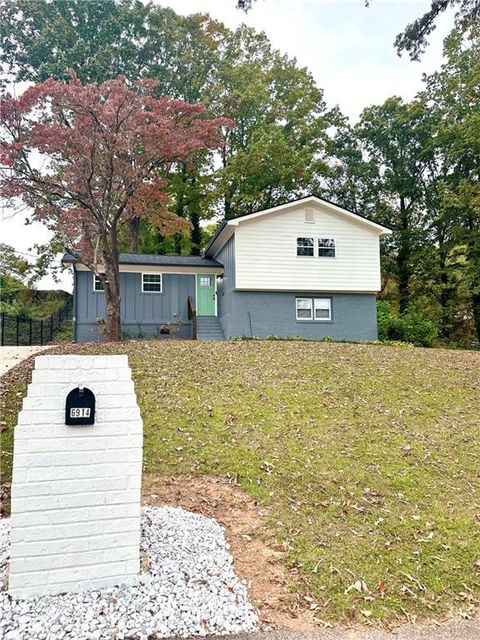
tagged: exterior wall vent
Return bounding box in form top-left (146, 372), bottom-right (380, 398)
top-left (304, 208), bottom-right (315, 223)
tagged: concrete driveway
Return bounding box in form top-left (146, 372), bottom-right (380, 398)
top-left (0, 346), bottom-right (50, 377)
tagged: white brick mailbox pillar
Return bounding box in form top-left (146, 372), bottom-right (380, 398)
top-left (8, 355), bottom-right (143, 599)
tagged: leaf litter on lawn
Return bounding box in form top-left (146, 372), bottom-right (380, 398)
top-left (1, 340), bottom-right (479, 626)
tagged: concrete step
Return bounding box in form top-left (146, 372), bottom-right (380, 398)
top-left (196, 315), bottom-right (225, 341)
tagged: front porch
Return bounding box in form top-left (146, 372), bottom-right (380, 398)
top-left (66, 253), bottom-right (224, 343)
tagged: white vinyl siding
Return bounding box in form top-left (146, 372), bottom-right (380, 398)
top-left (234, 203), bottom-right (382, 292)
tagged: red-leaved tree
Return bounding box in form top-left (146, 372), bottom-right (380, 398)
top-left (0, 74), bottom-right (229, 340)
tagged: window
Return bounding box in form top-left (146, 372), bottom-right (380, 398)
top-left (296, 298), bottom-right (313, 320)
top-left (297, 237), bottom-right (336, 257)
top-left (93, 274), bottom-right (105, 292)
top-left (142, 273), bottom-right (162, 293)
top-left (314, 298), bottom-right (331, 320)
top-left (296, 297), bottom-right (332, 322)
top-left (318, 238), bottom-right (336, 257)
top-left (199, 276), bottom-right (212, 287)
top-left (297, 237), bottom-right (314, 257)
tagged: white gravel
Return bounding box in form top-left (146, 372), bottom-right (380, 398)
top-left (0, 506), bottom-right (258, 640)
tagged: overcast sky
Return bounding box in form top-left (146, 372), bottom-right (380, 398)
top-left (1, 0), bottom-right (452, 292)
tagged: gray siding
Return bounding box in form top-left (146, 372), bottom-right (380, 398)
top-left (220, 291), bottom-right (378, 341)
top-left (216, 236), bottom-right (235, 336)
top-left (75, 271), bottom-right (195, 342)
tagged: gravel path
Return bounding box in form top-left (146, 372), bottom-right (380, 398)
top-left (0, 346), bottom-right (50, 377)
top-left (0, 506), bottom-right (258, 640)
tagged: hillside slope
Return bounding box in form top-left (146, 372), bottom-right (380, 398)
top-left (1, 341), bottom-right (479, 623)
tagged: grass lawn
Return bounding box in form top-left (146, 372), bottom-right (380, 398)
top-left (1, 340), bottom-right (479, 624)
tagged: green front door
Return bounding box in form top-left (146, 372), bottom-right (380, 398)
top-left (196, 274), bottom-right (216, 316)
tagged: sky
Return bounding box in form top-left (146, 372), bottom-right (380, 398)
top-left (1, 0), bottom-right (452, 292)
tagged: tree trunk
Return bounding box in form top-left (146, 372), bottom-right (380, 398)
top-left (102, 235), bottom-right (122, 342)
top-left (188, 172), bottom-right (201, 256)
top-left (190, 209), bottom-right (201, 256)
top-left (437, 234), bottom-right (454, 339)
top-left (174, 164), bottom-right (187, 254)
top-left (466, 213), bottom-right (480, 342)
top-left (397, 196), bottom-right (411, 314)
top-left (128, 218), bottom-right (140, 253)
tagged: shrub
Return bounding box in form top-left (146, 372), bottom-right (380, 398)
top-left (377, 301), bottom-right (394, 342)
top-left (377, 302), bottom-right (438, 347)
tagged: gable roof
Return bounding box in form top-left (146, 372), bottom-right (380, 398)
top-left (62, 252), bottom-right (223, 268)
top-left (204, 194), bottom-right (392, 257)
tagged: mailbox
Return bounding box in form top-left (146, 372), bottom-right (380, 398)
top-left (65, 387), bottom-right (95, 425)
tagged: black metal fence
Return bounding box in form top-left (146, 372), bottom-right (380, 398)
top-left (0, 299), bottom-right (73, 346)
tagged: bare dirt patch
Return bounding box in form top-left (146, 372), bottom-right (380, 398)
top-left (142, 474), bottom-right (317, 631)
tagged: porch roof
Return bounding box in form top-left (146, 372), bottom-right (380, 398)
top-left (62, 252), bottom-right (223, 269)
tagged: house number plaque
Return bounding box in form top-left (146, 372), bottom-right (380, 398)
top-left (65, 386), bottom-right (96, 425)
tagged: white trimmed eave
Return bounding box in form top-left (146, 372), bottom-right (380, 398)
top-left (206, 196), bottom-right (392, 257)
top-left (207, 224), bottom-right (236, 258)
top-left (73, 263), bottom-right (223, 275)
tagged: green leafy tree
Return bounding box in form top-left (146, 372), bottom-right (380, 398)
top-left (421, 22), bottom-right (480, 340)
top-left (395, 0), bottom-right (480, 60)
top-left (0, 0), bottom-right (150, 85)
top-left (1, 1), bottom-right (334, 249)
top-left (358, 97), bottom-right (434, 313)
top-left (210, 25), bottom-right (331, 219)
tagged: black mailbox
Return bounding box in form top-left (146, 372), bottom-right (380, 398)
top-left (65, 387), bottom-right (96, 426)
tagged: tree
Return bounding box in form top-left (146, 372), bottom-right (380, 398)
top-left (209, 25), bottom-right (332, 219)
top-left (2, 2), bottom-right (334, 227)
top-left (395, 0), bottom-right (480, 60)
top-left (358, 97), bottom-right (434, 313)
top-left (322, 113), bottom-right (382, 217)
top-left (0, 0), bottom-right (151, 86)
top-left (421, 22), bottom-right (480, 340)
top-left (0, 74), bottom-right (228, 340)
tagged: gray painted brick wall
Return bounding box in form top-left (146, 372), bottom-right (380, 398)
top-left (221, 290), bottom-right (378, 341)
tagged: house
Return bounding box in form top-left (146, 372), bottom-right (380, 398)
top-left (63, 195), bottom-right (392, 342)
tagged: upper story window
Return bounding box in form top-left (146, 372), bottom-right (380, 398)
top-left (142, 273), bottom-right (162, 293)
top-left (297, 237), bottom-right (314, 257)
top-left (297, 237), bottom-right (336, 258)
top-left (318, 238), bottom-right (336, 258)
top-left (93, 274), bottom-right (105, 292)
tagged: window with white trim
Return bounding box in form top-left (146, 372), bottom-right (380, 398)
top-left (93, 274), bottom-right (105, 292)
top-left (318, 238), bottom-right (336, 257)
top-left (297, 237), bottom-right (314, 257)
top-left (296, 297), bottom-right (332, 321)
top-left (314, 297), bottom-right (331, 320)
top-left (295, 298), bottom-right (313, 320)
top-left (142, 273), bottom-right (162, 293)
